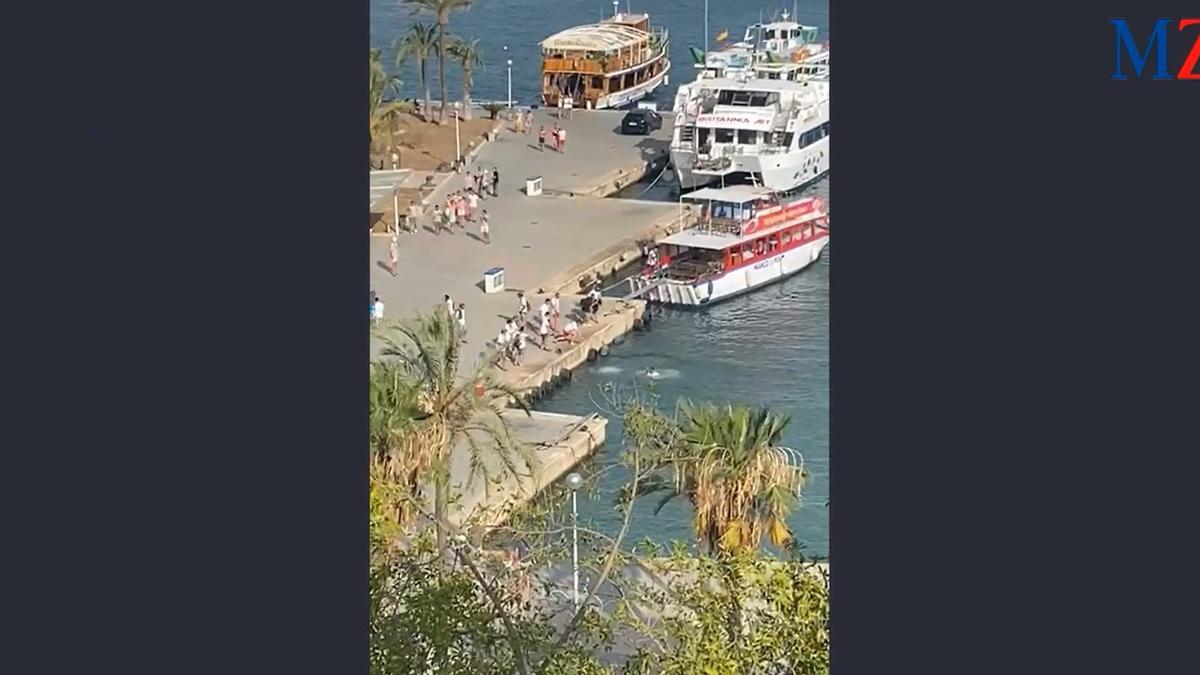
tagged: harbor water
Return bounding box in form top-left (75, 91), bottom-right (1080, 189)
top-left (370, 0), bottom-right (830, 109)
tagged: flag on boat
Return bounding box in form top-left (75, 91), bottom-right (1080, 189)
top-left (715, 29), bottom-right (729, 42)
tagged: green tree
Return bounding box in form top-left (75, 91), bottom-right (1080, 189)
top-left (634, 400), bottom-right (805, 555)
top-left (621, 553), bottom-right (830, 675)
top-left (404, 0), bottom-right (474, 124)
top-left (370, 48), bottom-right (403, 152)
top-left (373, 309), bottom-right (534, 563)
top-left (394, 22), bottom-right (437, 122)
top-left (447, 36), bottom-right (484, 121)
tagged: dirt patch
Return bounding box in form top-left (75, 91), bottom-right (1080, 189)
top-left (371, 112), bottom-right (501, 171)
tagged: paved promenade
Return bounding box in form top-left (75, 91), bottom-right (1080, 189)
top-left (370, 108), bottom-right (682, 373)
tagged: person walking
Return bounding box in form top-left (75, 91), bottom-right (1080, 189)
top-left (539, 297), bottom-right (552, 328)
top-left (538, 126), bottom-right (546, 152)
top-left (372, 297), bottom-right (385, 326)
top-left (558, 125), bottom-right (567, 154)
top-left (538, 310), bottom-right (551, 350)
top-left (466, 189), bottom-right (479, 222)
top-left (454, 303), bottom-right (467, 343)
top-left (407, 200), bottom-right (420, 233)
top-left (445, 195), bottom-right (457, 232)
top-left (550, 292), bottom-right (561, 332)
top-left (455, 192), bottom-right (467, 229)
top-left (551, 124), bottom-right (561, 153)
top-left (514, 330), bottom-right (527, 366)
top-left (445, 294), bottom-right (454, 318)
top-left (388, 234), bottom-right (399, 276)
top-left (479, 210), bottom-right (490, 244)
top-left (491, 167), bottom-right (500, 197)
top-left (516, 292), bottom-right (530, 325)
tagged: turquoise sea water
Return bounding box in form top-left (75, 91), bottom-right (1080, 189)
top-left (371, 0), bottom-right (830, 108)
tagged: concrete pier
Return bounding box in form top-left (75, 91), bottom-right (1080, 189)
top-left (374, 108), bottom-right (690, 529)
top-left (442, 409), bottom-right (607, 530)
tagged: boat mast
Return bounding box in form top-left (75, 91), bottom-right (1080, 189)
top-left (703, 0), bottom-right (709, 66)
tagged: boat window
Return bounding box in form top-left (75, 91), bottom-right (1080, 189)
top-left (781, 230), bottom-right (793, 245)
top-left (697, 128), bottom-right (711, 146)
top-left (592, 76), bottom-right (603, 88)
top-left (764, 29), bottom-right (777, 40)
top-left (714, 128), bottom-right (735, 143)
top-left (736, 129), bottom-right (756, 144)
top-left (783, 132), bottom-right (795, 147)
top-left (742, 243), bottom-right (755, 259)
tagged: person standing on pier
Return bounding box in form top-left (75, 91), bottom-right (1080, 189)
top-left (479, 210), bottom-right (490, 244)
top-left (445, 294), bottom-right (454, 318)
top-left (517, 292), bottom-right (530, 325)
top-left (550, 292), bottom-right (561, 332)
top-left (558, 125), bottom-right (567, 154)
top-left (454, 303), bottom-right (467, 343)
top-left (514, 330), bottom-right (527, 365)
top-left (538, 310), bottom-right (551, 350)
top-left (491, 167), bottom-right (500, 197)
top-left (538, 126), bottom-right (546, 152)
top-left (466, 188), bottom-right (478, 222)
top-left (371, 297), bottom-right (385, 326)
top-left (388, 234), bottom-right (399, 277)
top-left (406, 200), bottom-right (419, 233)
top-left (539, 297), bottom-right (552, 329)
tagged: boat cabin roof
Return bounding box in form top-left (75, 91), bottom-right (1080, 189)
top-left (682, 185), bottom-right (775, 204)
top-left (696, 75), bottom-right (826, 93)
top-left (541, 18), bottom-right (649, 52)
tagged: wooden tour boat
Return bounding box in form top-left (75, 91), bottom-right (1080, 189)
top-left (539, 7), bottom-right (670, 110)
top-left (629, 185), bottom-right (829, 306)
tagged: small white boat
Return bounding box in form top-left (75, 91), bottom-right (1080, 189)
top-left (630, 185), bottom-right (828, 306)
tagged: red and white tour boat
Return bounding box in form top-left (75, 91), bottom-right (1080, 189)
top-left (630, 185), bottom-right (828, 306)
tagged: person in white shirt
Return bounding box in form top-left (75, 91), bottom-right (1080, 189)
top-left (466, 190), bottom-right (479, 222)
top-left (372, 299), bottom-right (385, 326)
top-left (515, 331), bottom-right (527, 365)
top-left (539, 298), bottom-right (551, 324)
top-left (538, 312), bottom-right (550, 350)
top-left (562, 318), bottom-right (579, 343)
top-left (517, 292), bottom-right (530, 324)
top-left (550, 292), bottom-right (561, 331)
top-left (455, 303), bottom-right (467, 343)
top-left (444, 294), bottom-right (454, 318)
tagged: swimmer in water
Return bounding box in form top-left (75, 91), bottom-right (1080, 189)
top-left (645, 367), bottom-right (660, 379)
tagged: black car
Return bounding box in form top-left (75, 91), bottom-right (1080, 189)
top-left (620, 109), bottom-right (662, 135)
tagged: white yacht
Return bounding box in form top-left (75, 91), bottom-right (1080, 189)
top-left (670, 64), bottom-right (829, 193)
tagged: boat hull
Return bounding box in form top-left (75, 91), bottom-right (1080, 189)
top-left (672, 136), bottom-right (830, 193)
top-left (635, 233), bottom-right (829, 307)
top-left (593, 60), bottom-right (671, 110)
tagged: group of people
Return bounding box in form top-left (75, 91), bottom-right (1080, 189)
top-left (495, 291), bottom-right (581, 366)
top-left (578, 284), bottom-right (603, 321)
top-left (511, 109), bottom-right (535, 134)
top-left (537, 123), bottom-right (568, 154)
top-left (433, 189), bottom-right (490, 243)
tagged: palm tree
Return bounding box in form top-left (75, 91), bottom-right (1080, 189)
top-left (394, 23), bottom-right (437, 122)
top-left (447, 37), bottom-right (483, 121)
top-left (641, 401), bottom-right (805, 555)
top-left (404, 0), bottom-right (474, 124)
top-left (372, 309), bottom-right (534, 562)
top-left (370, 48), bottom-right (403, 152)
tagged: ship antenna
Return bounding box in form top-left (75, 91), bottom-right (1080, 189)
top-left (612, 0), bottom-right (618, 18)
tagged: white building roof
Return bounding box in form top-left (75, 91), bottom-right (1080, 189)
top-left (682, 185), bottom-right (775, 204)
top-left (541, 18), bottom-right (649, 52)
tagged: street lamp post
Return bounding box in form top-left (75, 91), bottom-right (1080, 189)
top-left (453, 101), bottom-right (461, 167)
top-left (506, 58), bottom-right (513, 110)
top-left (565, 472), bottom-right (584, 610)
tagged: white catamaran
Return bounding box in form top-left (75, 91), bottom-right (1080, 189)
top-left (670, 8), bottom-right (829, 193)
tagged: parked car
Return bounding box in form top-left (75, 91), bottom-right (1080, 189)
top-left (620, 109), bottom-right (662, 135)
